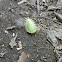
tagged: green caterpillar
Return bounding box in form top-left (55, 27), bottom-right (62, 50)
top-left (25, 18), bottom-right (37, 34)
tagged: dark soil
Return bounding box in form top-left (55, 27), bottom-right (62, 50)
top-left (0, 0), bottom-right (62, 62)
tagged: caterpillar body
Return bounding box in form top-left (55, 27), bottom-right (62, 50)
top-left (25, 18), bottom-right (37, 34)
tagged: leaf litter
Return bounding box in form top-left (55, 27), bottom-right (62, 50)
top-left (47, 28), bottom-right (62, 50)
top-left (9, 33), bottom-right (17, 48)
top-left (56, 0), bottom-right (62, 9)
top-left (17, 41), bottom-right (22, 50)
top-left (47, 28), bottom-right (62, 62)
top-left (17, 52), bottom-right (29, 62)
top-left (6, 26), bottom-right (16, 30)
top-left (18, 0), bottom-right (27, 5)
top-left (54, 12), bottom-right (62, 23)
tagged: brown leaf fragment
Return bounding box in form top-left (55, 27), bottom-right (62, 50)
top-left (36, 25), bottom-right (40, 33)
top-left (9, 33), bottom-right (17, 48)
top-left (17, 52), bottom-right (29, 62)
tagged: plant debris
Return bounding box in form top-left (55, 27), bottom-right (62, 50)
top-left (47, 30), bottom-right (58, 48)
top-left (40, 56), bottom-right (47, 62)
top-left (4, 30), bottom-right (9, 34)
top-left (37, 0), bottom-right (40, 16)
top-left (17, 52), bottom-right (29, 62)
top-left (36, 25), bottom-right (40, 33)
top-left (48, 6), bottom-right (60, 11)
top-left (17, 41), bottom-right (22, 50)
top-left (47, 28), bottom-right (62, 62)
top-left (6, 26), bottom-right (16, 30)
top-left (55, 29), bottom-right (62, 40)
top-left (0, 0), bottom-right (62, 62)
top-left (28, 0), bottom-right (36, 7)
top-left (18, 0), bottom-right (27, 5)
top-left (54, 12), bottom-right (62, 22)
top-left (9, 33), bottom-right (17, 48)
top-left (0, 52), bottom-right (7, 57)
top-left (47, 29), bottom-right (62, 50)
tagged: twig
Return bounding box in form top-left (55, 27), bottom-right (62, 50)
top-left (37, 0), bottom-right (40, 16)
top-left (18, 0), bottom-right (27, 5)
top-left (37, 0), bottom-right (40, 22)
top-left (6, 26), bottom-right (16, 30)
top-left (37, 47), bottom-right (54, 50)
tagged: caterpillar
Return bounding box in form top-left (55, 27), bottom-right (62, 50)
top-left (25, 18), bottom-right (37, 34)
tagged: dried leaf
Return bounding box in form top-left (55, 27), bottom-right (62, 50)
top-left (0, 52), bottom-right (7, 57)
top-left (56, 0), bottom-right (62, 9)
top-left (17, 41), bottom-right (22, 50)
top-left (17, 52), bottom-right (28, 62)
top-left (55, 29), bottom-right (62, 40)
top-left (47, 30), bottom-right (58, 47)
top-left (9, 33), bottom-right (17, 48)
top-left (47, 29), bottom-right (62, 50)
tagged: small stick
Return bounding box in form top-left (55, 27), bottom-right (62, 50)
top-left (6, 26), bottom-right (16, 30)
top-left (37, 0), bottom-right (40, 16)
top-left (18, 0), bottom-right (27, 5)
top-left (37, 0), bottom-right (40, 22)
